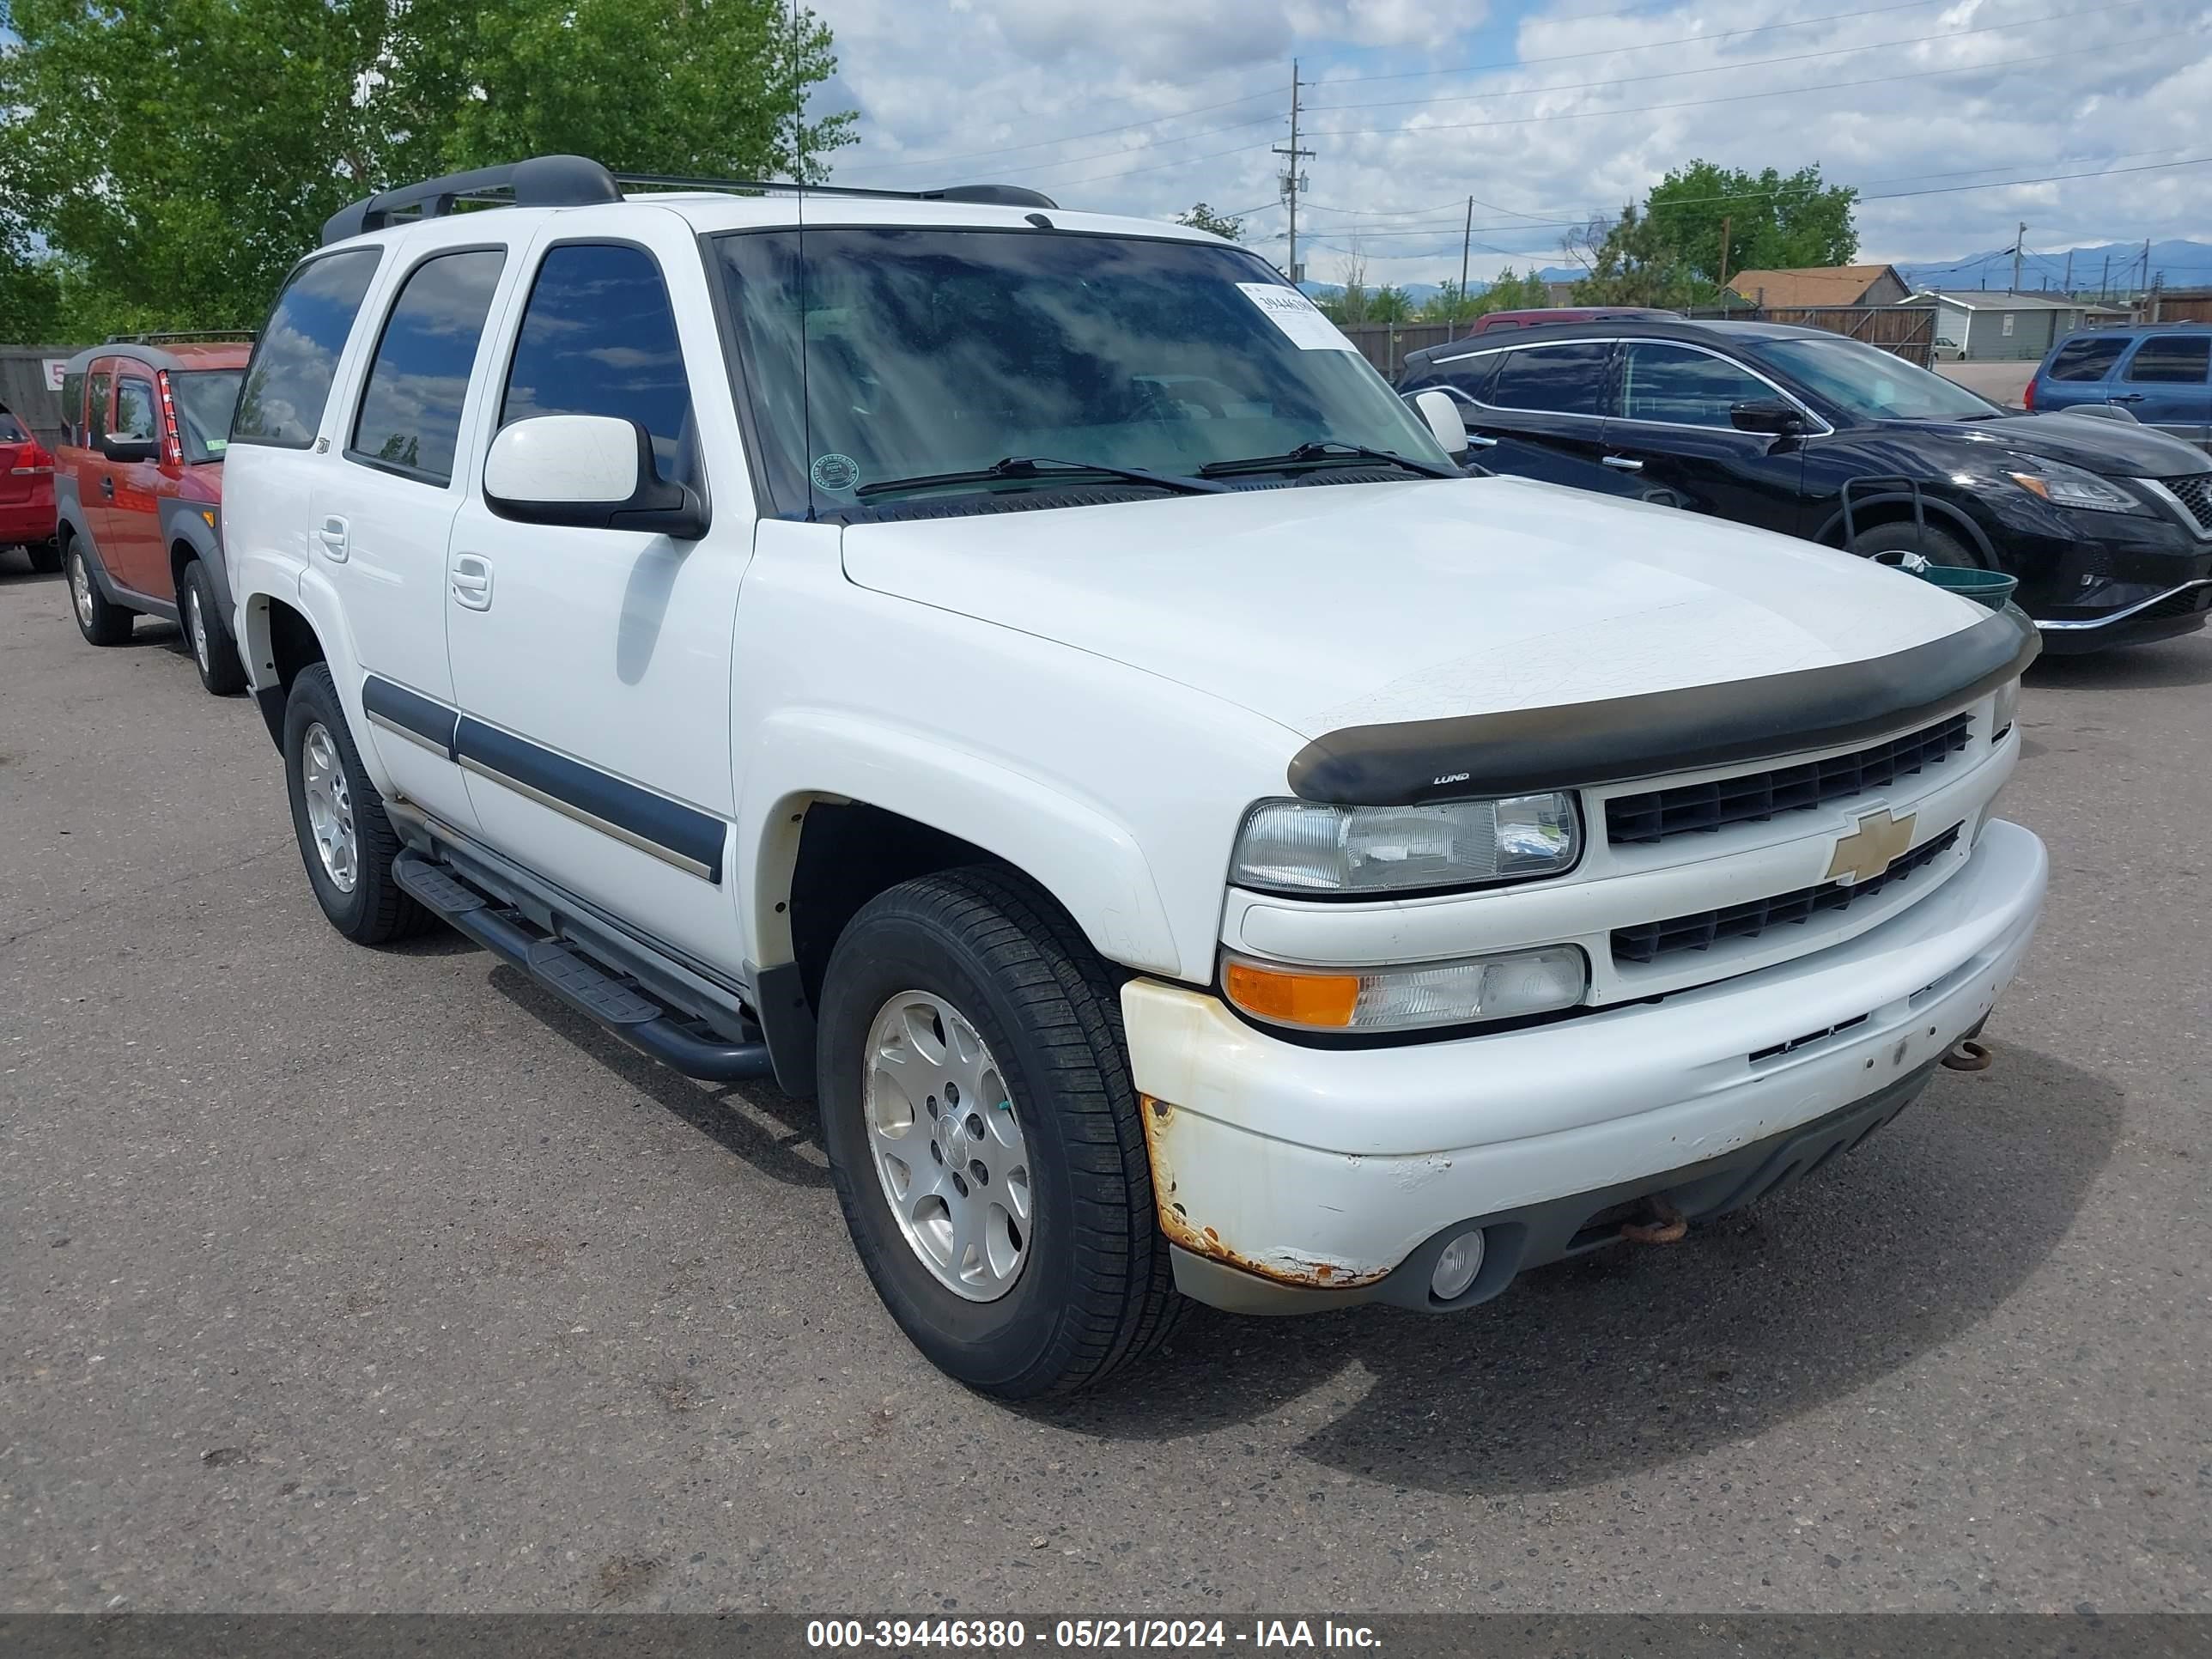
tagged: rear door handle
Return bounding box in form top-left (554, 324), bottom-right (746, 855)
top-left (316, 515), bottom-right (349, 562)
top-left (1601, 455), bottom-right (1644, 471)
top-left (451, 555), bottom-right (494, 611)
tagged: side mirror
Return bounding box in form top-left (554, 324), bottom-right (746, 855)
top-left (98, 432), bottom-right (157, 464)
top-left (1407, 387), bottom-right (1469, 458)
top-left (1729, 399), bottom-right (1806, 436)
top-left (484, 415), bottom-right (708, 539)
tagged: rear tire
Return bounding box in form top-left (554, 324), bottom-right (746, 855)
top-left (816, 867), bottom-right (1184, 1398)
top-left (282, 663), bottom-right (433, 945)
top-left (180, 560), bottom-right (248, 696)
top-left (65, 539), bottom-right (132, 646)
top-left (27, 539), bottom-right (63, 574)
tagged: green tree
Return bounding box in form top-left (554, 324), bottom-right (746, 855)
top-left (1566, 203), bottom-right (1715, 308)
top-left (1366, 284), bottom-right (1413, 324)
top-left (1476, 267), bottom-right (1552, 314)
top-left (1174, 203), bottom-right (1245, 241)
top-left (1418, 280), bottom-right (1475, 325)
top-left (0, 0), bottom-right (853, 341)
top-left (1644, 161), bottom-right (1857, 287)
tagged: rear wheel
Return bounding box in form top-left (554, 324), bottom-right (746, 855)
top-left (65, 539), bottom-right (132, 646)
top-left (282, 663), bottom-right (433, 945)
top-left (815, 867), bottom-right (1183, 1397)
top-left (179, 560), bottom-right (248, 696)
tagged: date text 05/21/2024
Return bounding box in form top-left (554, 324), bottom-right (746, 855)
top-left (805, 1620), bottom-right (1383, 1650)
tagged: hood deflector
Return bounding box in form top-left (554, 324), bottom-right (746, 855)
top-left (1287, 604), bottom-right (2038, 805)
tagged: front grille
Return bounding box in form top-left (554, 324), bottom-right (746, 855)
top-left (1612, 823), bottom-right (1962, 964)
top-left (2163, 472), bottom-right (2212, 535)
top-left (1606, 714), bottom-right (1972, 846)
top-left (2141, 582), bottom-right (2212, 623)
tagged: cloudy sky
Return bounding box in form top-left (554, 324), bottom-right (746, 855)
top-left (806, 0), bottom-right (2212, 289)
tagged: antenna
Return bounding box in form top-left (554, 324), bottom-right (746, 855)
top-left (792, 0), bottom-right (815, 522)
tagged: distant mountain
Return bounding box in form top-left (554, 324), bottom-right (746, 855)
top-left (1897, 238), bottom-right (2212, 294)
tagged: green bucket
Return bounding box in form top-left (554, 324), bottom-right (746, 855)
top-left (1884, 552), bottom-right (2019, 611)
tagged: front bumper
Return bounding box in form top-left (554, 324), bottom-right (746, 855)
top-left (2021, 514), bottom-right (2211, 649)
top-left (1124, 817), bottom-right (2046, 1314)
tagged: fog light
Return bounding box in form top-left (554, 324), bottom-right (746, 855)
top-left (1429, 1229), bottom-right (1486, 1301)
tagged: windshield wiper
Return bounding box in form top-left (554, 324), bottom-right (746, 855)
top-left (853, 455), bottom-right (1230, 501)
top-left (1199, 441), bottom-right (1460, 481)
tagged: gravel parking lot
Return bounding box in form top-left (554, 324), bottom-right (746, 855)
top-left (3, 562), bottom-right (2208, 1615)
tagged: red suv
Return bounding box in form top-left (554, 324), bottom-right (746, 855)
top-left (0, 404), bottom-right (59, 572)
top-left (54, 336), bottom-right (253, 694)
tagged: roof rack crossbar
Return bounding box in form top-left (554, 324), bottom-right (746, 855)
top-left (321, 155), bottom-right (623, 245)
top-left (321, 155), bottom-right (1058, 245)
top-left (611, 171), bottom-right (1057, 210)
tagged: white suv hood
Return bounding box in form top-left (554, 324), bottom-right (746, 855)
top-left (839, 476), bottom-right (1987, 738)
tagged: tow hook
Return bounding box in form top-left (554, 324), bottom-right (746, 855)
top-left (1942, 1038), bottom-right (1995, 1073)
top-left (1621, 1194), bottom-right (1687, 1246)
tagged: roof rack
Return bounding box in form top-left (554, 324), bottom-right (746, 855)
top-left (320, 154), bottom-right (1057, 244)
top-left (105, 331), bottom-right (258, 344)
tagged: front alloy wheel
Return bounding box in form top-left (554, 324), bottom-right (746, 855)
top-left (865, 990), bottom-right (1033, 1300)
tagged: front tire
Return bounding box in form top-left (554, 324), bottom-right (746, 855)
top-left (816, 868), bottom-right (1183, 1398)
top-left (179, 559), bottom-right (248, 696)
top-left (282, 663), bottom-right (432, 945)
top-left (65, 539), bottom-right (132, 646)
top-left (1850, 520), bottom-right (1982, 568)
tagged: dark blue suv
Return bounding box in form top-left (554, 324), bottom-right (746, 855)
top-left (2028, 325), bottom-right (2212, 447)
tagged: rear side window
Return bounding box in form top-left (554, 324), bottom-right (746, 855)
top-left (349, 249), bottom-right (507, 486)
top-left (1489, 342), bottom-right (1610, 416)
top-left (2124, 336), bottom-right (2211, 384)
top-left (501, 243), bottom-right (694, 483)
top-left (59, 372), bottom-right (83, 443)
top-left (1431, 351), bottom-right (1500, 402)
top-left (2045, 336), bottom-right (2127, 382)
top-left (233, 248), bottom-right (383, 448)
top-left (88, 369), bottom-right (112, 441)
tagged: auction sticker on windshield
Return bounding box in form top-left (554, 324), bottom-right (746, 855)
top-left (1237, 283), bottom-right (1358, 352)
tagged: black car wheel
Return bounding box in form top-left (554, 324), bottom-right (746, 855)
top-left (65, 538), bottom-right (133, 646)
top-left (1852, 521), bottom-right (1983, 568)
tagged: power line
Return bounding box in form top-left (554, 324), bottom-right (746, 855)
top-left (836, 0), bottom-right (2065, 181)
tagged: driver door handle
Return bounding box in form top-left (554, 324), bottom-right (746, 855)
top-left (1601, 455), bottom-right (1644, 471)
top-left (2108, 392), bottom-right (2146, 403)
top-left (100, 476), bottom-right (116, 498)
top-left (451, 554), bottom-right (494, 611)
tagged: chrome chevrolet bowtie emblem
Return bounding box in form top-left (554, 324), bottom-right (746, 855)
top-left (1827, 807), bottom-right (1917, 884)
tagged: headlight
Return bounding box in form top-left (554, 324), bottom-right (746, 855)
top-left (1991, 676), bottom-right (2020, 742)
top-left (1224, 945), bottom-right (1589, 1032)
top-left (2006, 465), bottom-right (2140, 514)
top-left (1231, 793), bottom-right (1579, 895)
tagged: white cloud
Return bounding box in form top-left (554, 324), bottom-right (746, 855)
top-left (813, 0), bottom-right (2212, 286)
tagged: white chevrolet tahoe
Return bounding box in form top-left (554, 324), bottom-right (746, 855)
top-left (223, 155), bottom-right (2048, 1397)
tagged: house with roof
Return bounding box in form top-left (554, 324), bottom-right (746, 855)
top-left (1725, 264), bottom-right (1912, 308)
top-left (1906, 290), bottom-right (2133, 362)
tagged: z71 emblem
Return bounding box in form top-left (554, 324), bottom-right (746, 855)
top-left (1826, 807), bottom-right (1917, 884)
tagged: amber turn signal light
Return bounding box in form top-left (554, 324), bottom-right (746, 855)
top-left (1223, 960), bottom-right (1360, 1029)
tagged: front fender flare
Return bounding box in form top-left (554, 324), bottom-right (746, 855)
top-left (740, 708), bottom-right (1183, 979)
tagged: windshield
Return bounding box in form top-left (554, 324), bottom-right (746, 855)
top-left (1757, 337), bottom-right (2001, 423)
top-left (712, 227), bottom-right (1449, 515)
top-left (173, 369), bottom-right (243, 462)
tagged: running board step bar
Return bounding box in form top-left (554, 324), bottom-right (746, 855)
top-left (392, 851), bottom-right (775, 1083)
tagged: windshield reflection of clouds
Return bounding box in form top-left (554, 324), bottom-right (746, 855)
top-left (714, 227), bottom-right (1442, 514)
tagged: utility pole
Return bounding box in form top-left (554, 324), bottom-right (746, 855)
top-left (2062, 249), bottom-right (2072, 295)
top-left (1719, 216), bottom-right (1732, 293)
top-left (2011, 222), bottom-right (2025, 294)
top-left (1457, 197), bottom-right (1473, 338)
top-left (1273, 61), bottom-right (1315, 287)
top-left (2141, 237), bottom-right (2152, 294)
